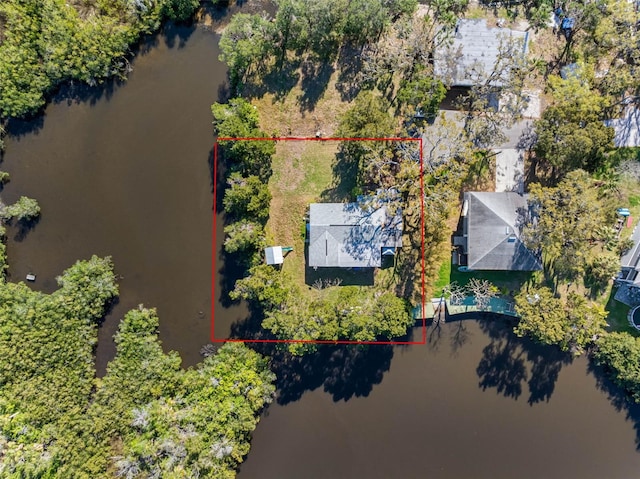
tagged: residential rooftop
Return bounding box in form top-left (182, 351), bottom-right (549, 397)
top-left (308, 202), bottom-right (402, 268)
top-left (434, 19), bottom-right (530, 87)
top-left (463, 191), bottom-right (541, 271)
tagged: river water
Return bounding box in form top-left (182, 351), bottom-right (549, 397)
top-left (2, 6), bottom-right (640, 479)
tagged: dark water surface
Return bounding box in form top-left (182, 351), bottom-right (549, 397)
top-left (1, 20), bottom-right (243, 373)
top-left (240, 320), bottom-right (640, 479)
top-left (2, 8), bottom-right (640, 479)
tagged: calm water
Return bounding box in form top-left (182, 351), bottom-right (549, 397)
top-left (1, 16), bottom-right (246, 373)
top-left (2, 6), bottom-right (640, 478)
top-left (240, 319), bottom-right (640, 479)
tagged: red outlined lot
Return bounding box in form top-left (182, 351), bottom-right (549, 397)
top-left (212, 137), bottom-right (426, 345)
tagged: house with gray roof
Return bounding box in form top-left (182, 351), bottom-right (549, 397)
top-left (434, 19), bottom-right (530, 88)
top-left (308, 202), bottom-right (402, 268)
top-left (619, 222), bottom-right (640, 288)
top-left (460, 192), bottom-right (541, 271)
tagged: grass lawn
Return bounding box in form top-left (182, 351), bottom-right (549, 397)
top-left (249, 55), bottom-right (353, 138)
top-left (605, 289), bottom-right (635, 334)
top-left (433, 258), bottom-right (451, 297)
top-left (265, 140), bottom-right (337, 287)
top-left (449, 267), bottom-right (535, 298)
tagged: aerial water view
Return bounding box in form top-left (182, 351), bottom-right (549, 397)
top-left (2, 0), bottom-right (640, 477)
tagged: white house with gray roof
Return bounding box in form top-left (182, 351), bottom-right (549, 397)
top-left (308, 202), bottom-right (402, 268)
top-left (461, 192), bottom-right (541, 271)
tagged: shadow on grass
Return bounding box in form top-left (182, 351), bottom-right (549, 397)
top-left (334, 45), bottom-right (365, 102)
top-left (244, 58), bottom-right (301, 104)
top-left (305, 266), bottom-right (375, 287)
top-left (605, 285), bottom-right (636, 334)
top-left (298, 60), bottom-right (335, 113)
top-left (320, 146), bottom-right (358, 202)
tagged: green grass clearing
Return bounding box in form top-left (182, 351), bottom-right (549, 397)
top-left (266, 140), bottom-right (337, 288)
top-left (449, 267), bottom-right (534, 298)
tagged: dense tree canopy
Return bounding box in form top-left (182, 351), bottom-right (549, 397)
top-left (1, 195), bottom-right (40, 222)
top-left (534, 73), bottom-right (614, 178)
top-left (233, 265), bottom-right (413, 353)
top-left (594, 332), bottom-right (640, 403)
top-left (0, 257), bottom-right (275, 477)
top-left (522, 170), bottom-right (611, 278)
top-left (0, 0), bottom-right (200, 119)
top-left (219, 13), bottom-right (275, 87)
top-left (223, 173), bottom-right (272, 223)
top-left (272, 0), bottom-right (417, 56)
top-left (514, 287), bottom-right (607, 355)
top-left (224, 220), bottom-right (266, 256)
top-left (212, 98), bottom-right (276, 181)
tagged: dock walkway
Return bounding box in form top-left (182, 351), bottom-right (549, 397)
top-left (413, 296), bottom-right (517, 320)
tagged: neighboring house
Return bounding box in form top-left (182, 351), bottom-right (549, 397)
top-left (308, 201), bottom-right (402, 268)
top-left (619, 222), bottom-right (640, 288)
top-left (434, 19), bottom-right (530, 88)
top-left (459, 192), bottom-right (541, 271)
top-left (604, 108), bottom-right (640, 148)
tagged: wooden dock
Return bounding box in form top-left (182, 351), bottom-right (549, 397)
top-left (413, 297), bottom-right (517, 320)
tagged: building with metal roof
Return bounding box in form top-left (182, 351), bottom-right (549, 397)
top-left (308, 202), bottom-right (402, 268)
top-left (604, 108), bottom-right (640, 148)
top-left (461, 192), bottom-right (541, 271)
top-left (434, 19), bottom-right (530, 87)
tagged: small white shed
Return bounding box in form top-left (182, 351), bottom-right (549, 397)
top-left (265, 246), bottom-right (284, 265)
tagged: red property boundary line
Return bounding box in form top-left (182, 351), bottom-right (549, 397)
top-left (212, 137), bottom-right (426, 345)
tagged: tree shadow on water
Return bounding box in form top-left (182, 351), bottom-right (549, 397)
top-left (52, 77), bottom-right (121, 110)
top-left (476, 334), bottom-right (527, 400)
top-left (6, 116), bottom-right (45, 142)
top-left (230, 310), bottom-right (398, 404)
top-left (269, 344), bottom-right (396, 404)
top-left (474, 317), bottom-right (572, 404)
top-left (588, 360), bottom-right (640, 451)
top-left (11, 216), bottom-right (40, 242)
top-left (161, 21), bottom-right (196, 50)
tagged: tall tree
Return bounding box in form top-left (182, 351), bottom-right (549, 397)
top-left (219, 13), bottom-right (274, 88)
top-left (223, 173), bottom-right (272, 223)
top-left (522, 170), bottom-right (609, 278)
top-left (514, 286), bottom-right (606, 355)
top-left (212, 98), bottom-right (275, 181)
top-left (534, 72), bottom-right (614, 178)
top-left (594, 332), bottom-right (640, 403)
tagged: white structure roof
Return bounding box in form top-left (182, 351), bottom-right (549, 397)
top-left (265, 246), bottom-right (284, 265)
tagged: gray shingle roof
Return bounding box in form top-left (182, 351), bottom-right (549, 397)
top-left (308, 203), bottom-right (402, 268)
top-left (464, 192), bottom-right (541, 271)
top-left (434, 19), bottom-right (529, 87)
top-left (622, 222), bottom-right (640, 271)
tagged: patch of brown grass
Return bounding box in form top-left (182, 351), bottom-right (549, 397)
top-left (249, 57), bottom-right (353, 138)
top-left (265, 141), bottom-right (337, 286)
